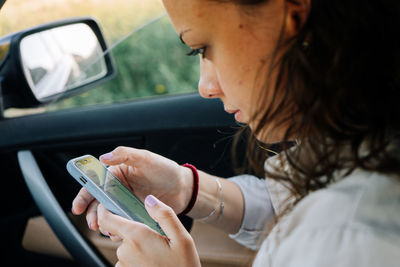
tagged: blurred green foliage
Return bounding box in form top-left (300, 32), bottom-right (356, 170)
top-left (47, 16), bottom-right (200, 110)
top-left (0, 0), bottom-right (165, 41)
top-left (1, 0), bottom-right (199, 112)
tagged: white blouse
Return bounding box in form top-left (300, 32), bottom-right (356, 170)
top-left (229, 168), bottom-right (400, 266)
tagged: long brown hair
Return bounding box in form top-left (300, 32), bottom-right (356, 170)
top-left (227, 0), bottom-right (400, 211)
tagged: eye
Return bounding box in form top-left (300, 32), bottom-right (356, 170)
top-left (186, 47), bottom-right (207, 58)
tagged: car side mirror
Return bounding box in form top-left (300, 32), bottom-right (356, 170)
top-left (0, 17), bottom-right (115, 112)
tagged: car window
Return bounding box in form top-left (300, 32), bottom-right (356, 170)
top-left (0, 0), bottom-right (199, 116)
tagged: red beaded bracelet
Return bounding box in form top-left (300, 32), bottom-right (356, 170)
top-left (179, 163), bottom-right (199, 215)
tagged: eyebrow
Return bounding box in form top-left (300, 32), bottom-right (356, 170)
top-left (179, 29), bottom-right (192, 45)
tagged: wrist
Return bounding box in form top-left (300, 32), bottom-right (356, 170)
top-left (179, 164), bottom-right (199, 215)
top-left (179, 166), bottom-right (193, 212)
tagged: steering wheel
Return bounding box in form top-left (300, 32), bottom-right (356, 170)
top-left (19, 150), bottom-right (113, 266)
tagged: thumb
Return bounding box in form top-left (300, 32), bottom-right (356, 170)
top-left (145, 195), bottom-right (188, 242)
top-left (97, 204), bottom-right (145, 241)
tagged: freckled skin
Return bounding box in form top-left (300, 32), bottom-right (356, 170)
top-left (162, 0), bottom-right (292, 142)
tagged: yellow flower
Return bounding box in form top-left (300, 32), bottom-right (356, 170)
top-left (155, 84), bottom-right (166, 94)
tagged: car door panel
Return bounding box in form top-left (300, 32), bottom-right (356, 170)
top-left (22, 216), bottom-right (257, 267)
top-left (0, 94), bottom-right (233, 150)
top-left (1, 93), bottom-right (254, 266)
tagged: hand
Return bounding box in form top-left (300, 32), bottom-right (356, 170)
top-left (97, 195), bottom-right (201, 267)
top-left (72, 146), bottom-right (194, 230)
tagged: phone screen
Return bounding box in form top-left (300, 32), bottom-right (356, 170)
top-left (74, 155), bottom-right (164, 235)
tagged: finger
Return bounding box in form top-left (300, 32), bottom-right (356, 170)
top-left (99, 146), bottom-right (148, 167)
top-left (86, 200), bottom-right (100, 230)
top-left (115, 261), bottom-right (121, 267)
top-left (98, 225), bottom-right (121, 242)
top-left (97, 204), bottom-right (153, 241)
top-left (72, 187), bottom-right (95, 215)
top-left (110, 235), bottom-right (122, 242)
top-left (116, 245), bottom-right (131, 265)
top-left (144, 195), bottom-right (189, 243)
top-left (107, 165), bottom-right (132, 187)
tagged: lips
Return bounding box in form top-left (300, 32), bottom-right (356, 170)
top-left (234, 110), bottom-right (242, 121)
top-left (225, 108), bottom-right (242, 121)
top-left (224, 108), bottom-right (240, 114)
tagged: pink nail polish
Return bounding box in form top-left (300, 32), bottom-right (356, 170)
top-left (101, 152), bottom-right (113, 160)
top-left (145, 195), bottom-right (158, 207)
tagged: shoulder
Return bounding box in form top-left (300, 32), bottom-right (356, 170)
top-left (255, 170), bottom-right (400, 266)
top-left (295, 169), bottom-right (400, 235)
top-left (266, 224), bottom-right (400, 267)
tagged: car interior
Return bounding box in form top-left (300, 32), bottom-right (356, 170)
top-left (0, 1), bottom-right (257, 266)
top-left (4, 94), bottom-right (255, 266)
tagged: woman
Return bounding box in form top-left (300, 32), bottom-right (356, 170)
top-left (72, 0), bottom-right (400, 266)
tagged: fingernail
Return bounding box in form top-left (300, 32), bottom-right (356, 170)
top-left (114, 235), bottom-right (121, 241)
top-left (145, 195), bottom-right (158, 208)
top-left (88, 221), bottom-right (92, 230)
top-left (104, 231), bottom-right (111, 236)
top-left (101, 152), bottom-right (113, 160)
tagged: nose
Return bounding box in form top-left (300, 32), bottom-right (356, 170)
top-left (198, 60), bottom-right (223, 99)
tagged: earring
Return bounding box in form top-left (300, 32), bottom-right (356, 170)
top-left (302, 40), bottom-right (310, 50)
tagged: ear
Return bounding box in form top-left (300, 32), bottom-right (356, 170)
top-left (285, 0), bottom-right (311, 37)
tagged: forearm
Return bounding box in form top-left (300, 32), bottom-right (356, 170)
top-left (187, 170), bottom-right (244, 235)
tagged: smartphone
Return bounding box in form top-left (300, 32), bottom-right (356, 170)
top-left (67, 155), bottom-right (165, 236)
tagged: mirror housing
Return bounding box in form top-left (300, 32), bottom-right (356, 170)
top-left (0, 17), bottom-right (115, 110)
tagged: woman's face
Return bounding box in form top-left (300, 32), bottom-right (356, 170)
top-left (162, 0), bottom-right (302, 142)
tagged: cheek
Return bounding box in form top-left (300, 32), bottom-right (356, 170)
top-left (215, 61), bottom-right (257, 103)
top-left (219, 61), bottom-right (251, 89)
top-left (215, 63), bottom-right (238, 89)
top-left (212, 44), bottom-right (266, 105)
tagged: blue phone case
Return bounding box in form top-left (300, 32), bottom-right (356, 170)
top-left (67, 155), bottom-right (165, 236)
top-left (66, 155), bottom-right (131, 220)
